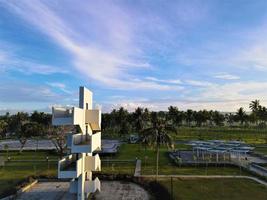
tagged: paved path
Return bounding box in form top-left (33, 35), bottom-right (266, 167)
top-left (134, 159), bottom-right (141, 176)
top-left (249, 163), bottom-right (267, 177)
top-left (17, 181), bottom-right (149, 200)
top-left (93, 181), bottom-right (150, 200)
top-left (17, 182), bottom-right (75, 200)
top-left (138, 175), bottom-right (267, 186)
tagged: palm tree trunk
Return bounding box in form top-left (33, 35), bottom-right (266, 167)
top-left (156, 144), bottom-right (159, 180)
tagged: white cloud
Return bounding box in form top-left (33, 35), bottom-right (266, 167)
top-left (145, 77), bottom-right (182, 84)
top-left (184, 80), bottom-right (213, 87)
top-left (101, 80), bottom-right (267, 112)
top-left (0, 43), bottom-right (68, 75)
top-left (46, 82), bottom-right (72, 94)
top-left (3, 1), bottom-right (208, 91)
top-left (0, 83), bottom-right (58, 102)
top-left (214, 73), bottom-right (240, 80)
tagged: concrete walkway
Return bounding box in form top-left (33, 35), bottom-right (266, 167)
top-left (93, 181), bottom-right (150, 200)
top-left (134, 159), bottom-right (141, 176)
top-left (17, 182), bottom-right (76, 200)
top-left (17, 181), bottom-right (149, 200)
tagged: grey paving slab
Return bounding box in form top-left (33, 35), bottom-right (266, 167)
top-left (17, 182), bottom-right (75, 200)
top-left (18, 181), bottom-right (150, 200)
top-left (94, 181), bottom-right (150, 200)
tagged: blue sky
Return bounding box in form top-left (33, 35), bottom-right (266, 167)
top-left (1, 0), bottom-right (267, 113)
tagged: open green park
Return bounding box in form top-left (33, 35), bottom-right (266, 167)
top-left (158, 178), bottom-right (267, 200)
top-left (1, 126), bottom-right (267, 199)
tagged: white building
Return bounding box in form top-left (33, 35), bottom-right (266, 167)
top-left (52, 87), bottom-right (101, 200)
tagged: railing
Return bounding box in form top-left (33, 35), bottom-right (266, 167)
top-left (72, 134), bottom-right (91, 145)
top-left (52, 107), bottom-right (85, 129)
top-left (59, 154), bottom-right (76, 171)
top-left (71, 133), bottom-right (91, 153)
top-left (71, 132), bottom-right (101, 153)
top-left (58, 155), bottom-right (82, 178)
top-left (52, 107), bottom-right (73, 118)
top-left (52, 107), bottom-right (74, 125)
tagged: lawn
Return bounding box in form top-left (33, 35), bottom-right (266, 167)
top-left (0, 151), bottom-right (58, 198)
top-left (102, 144), bottom-right (249, 176)
top-left (158, 178), bottom-right (267, 200)
top-left (0, 143), bottom-right (261, 198)
top-left (103, 126), bottom-right (267, 144)
top-left (173, 127), bottom-right (267, 144)
top-left (254, 145), bottom-right (267, 155)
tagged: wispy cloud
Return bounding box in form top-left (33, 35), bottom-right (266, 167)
top-left (0, 82), bottom-right (58, 102)
top-left (145, 77), bottom-right (182, 84)
top-left (101, 80), bottom-right (267, 112)
top-left (0, 43), bottom-right (68, 75)
top-left (46, 82), bottom-right (72, 94)
top-left (184, 80), bottom-right (213, 87)
top-left (214, 73), bottom-right (240, 80)
top-left (2, 1), bottom-right (208, 91)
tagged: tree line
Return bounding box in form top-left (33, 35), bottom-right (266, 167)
top-left (0, 111), bottom-right (69, 157)
top-left (0, 99), bottom-right (266, 154)
top-left (102, 99), bottom-right (267, 136)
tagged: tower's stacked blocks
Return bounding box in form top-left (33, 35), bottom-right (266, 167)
top-left (52, 87), bottom-right (101, 200)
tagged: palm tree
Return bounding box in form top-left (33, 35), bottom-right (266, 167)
top-left (212, 111), bottom-right (225, 126)
top-left (236, 107), bottom-right (247, 125)
top-left (133, 107), bottom-right (145, 133)
top-left (249, 100), bottom-right (260, 113)
top-left (141, 112), bottom-right (176, 179)
top-left (249, 100), bottom-right (261, 125)
top-left (226, 113), bottom-right (235, 126)
top-left (185, 109), bottom-right (194, 126)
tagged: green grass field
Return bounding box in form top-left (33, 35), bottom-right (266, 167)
top-left (173, 127), bottom-right (267, 144)
top-left (254, 145), bottom-right (267, 155)
top-left (158, 178), bottom-right (267, 200)
top-left (103, 126), bottom-right (267, 144)
top-left (0, 151), bottom-right (58, 198)
top-left (0, 141), bottom-right (265, 198)
top-left (102, 144), bottom-right (249, 176)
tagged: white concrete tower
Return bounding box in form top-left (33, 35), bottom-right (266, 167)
top-left (52, 86), bottom-right (101, 200)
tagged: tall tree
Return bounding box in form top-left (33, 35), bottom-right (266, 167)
top-left (185, 109), bottom-right (194, 126)
top-left (212, 111), bottom-right (225, 126)
top-left (31, 111), bottom-right (51, 126)
top-left (133, 107), bottom-right (145, 133)
top-left (249, 100), bottom-right (260, 113)
top-left (141, 112), bottom-right (176, 179)
top-left (47, 126), bottom-right (72, 158)
top-left (15, 122), bottom-right (39, 153)
top-left (0, 120), bottom-right (8, 138)
top-left (226, 113), bottom-right (235, 126)
top-left (168, 106), bottom-right (183, 126)
top-left (236, 107), bottom-right (247, 125)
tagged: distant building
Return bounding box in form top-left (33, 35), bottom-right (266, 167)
top-left (52, 86), bottom-right (101, 200)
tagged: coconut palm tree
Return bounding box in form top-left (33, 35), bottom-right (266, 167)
top-left (185, 109), bottom-right (194, 126)
top-left (133, 107), bottom-right (145, 134)
top-left (141, 112), bottom-right (176, 179)
top-left (249, 100), bottom-right (260, 113)
top-left (236, 107), bottom-right (247, 125)
top-left (249, 100), bottom-right (261, 125)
